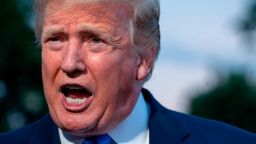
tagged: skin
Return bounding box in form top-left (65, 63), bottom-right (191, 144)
top-left (41, 0), bottom-right (155, 136)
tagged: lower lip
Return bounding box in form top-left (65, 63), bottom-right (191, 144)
top-left (60, 93), bottom-right (93, 112)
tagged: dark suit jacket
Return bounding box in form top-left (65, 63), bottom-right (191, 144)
top-left (1, 88), bottom-right (256, 144)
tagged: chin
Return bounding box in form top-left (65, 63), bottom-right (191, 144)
top-left (52, 111), bottom-right (100, 135)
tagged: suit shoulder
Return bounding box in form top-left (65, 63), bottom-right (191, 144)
top-left (165, 109), bottom-right (256, 143)
top-left (0, 114), bottom-right (58, 144)
top-left (143, 89), bottom-right (256, 143)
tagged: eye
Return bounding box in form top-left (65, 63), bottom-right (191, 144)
top-left (90, 37), bottom-right (103, 44)
top-left (43, 36), bottom-right (65, 51)
top-left (43, 32), bottom-right (67, 43)
top-left (47, 37), bottom-right (61, 42)
top-left (44, 35), bottom-right (65, 43)
top-left (87, 36), bottom-right (108, 52)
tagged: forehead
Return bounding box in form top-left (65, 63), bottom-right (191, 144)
top-left (43, 0), bottom-right (133, 25)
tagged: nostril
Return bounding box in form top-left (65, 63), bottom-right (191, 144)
top-left (65, 69), bottom-right (84, 78)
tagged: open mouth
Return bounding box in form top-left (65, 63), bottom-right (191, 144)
top-left (60, 84), bottom-right (93, 111)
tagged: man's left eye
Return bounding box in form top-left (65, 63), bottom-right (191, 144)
top-left (91, 37), bottom-right (103, 44)
top-left (87, 36), bottom-right (108, 52)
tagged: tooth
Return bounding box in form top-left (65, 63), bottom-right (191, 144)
top-left (65, 97), bottom-right (86, 104)
top-left (66, 97), bottom-right (71, 103)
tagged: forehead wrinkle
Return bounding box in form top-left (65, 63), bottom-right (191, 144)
top-left (52, 1), bottom-right (132, 24)
top-left (42, 1), bottom-right (133, 43)
top-left (44, 1), bottom-right (133, 30)
top-left (77, 23), bottom-right (109, 36)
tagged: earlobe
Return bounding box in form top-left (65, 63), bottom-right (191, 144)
top-left (136, 56), bottom-right (151, 81)
top-left (136, 47), bottom-right (157, 81)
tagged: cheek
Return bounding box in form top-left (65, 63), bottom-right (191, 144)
top-left (89, 51), bottom-right (137, 93)
top-left (41, 49), bottom-right (62, 82)
top-left (41, 49), bottom-right (63, 104)
top-left (41, 50), bottom-right (63, 111)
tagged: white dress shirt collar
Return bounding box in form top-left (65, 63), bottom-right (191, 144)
top-left (109, 93), bottom-right (150, 144)
top-left (59, 93), bottom-right (150, 144)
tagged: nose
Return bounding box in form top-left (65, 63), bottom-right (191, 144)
top-left (61, 41), bottom-right (86, 78)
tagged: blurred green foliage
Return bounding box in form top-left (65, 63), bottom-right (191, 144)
top-left (239, 0), bottom-right (256, 50)
top-left (190, 72), bottom-right (256, 132)
top-left (0, 0), bottom-right (47, 132)
top-left (240, 1), bottom-right (256, 32)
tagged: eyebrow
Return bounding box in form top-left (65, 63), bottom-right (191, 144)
top-left (78, 23), bottom-right (122, 43)
top-left (41, 26), bottom-right (65, 40)
top-left (41, 23), bottom-right (122, 43)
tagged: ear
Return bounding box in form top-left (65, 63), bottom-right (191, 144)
top-left (136, 48), bottom-right (157, 81)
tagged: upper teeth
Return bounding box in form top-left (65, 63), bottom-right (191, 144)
top-left (66, 97), bottom-right (86, 104)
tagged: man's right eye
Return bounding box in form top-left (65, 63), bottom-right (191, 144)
top-left (48, 37), bottom-right (60, 42)
top-left (43, 36), bottom-right (64, 50)
top-left (44, 36), bottom-right (63, 43)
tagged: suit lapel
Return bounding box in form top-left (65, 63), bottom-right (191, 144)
top-left (142, 88), bottom-right (191, 144)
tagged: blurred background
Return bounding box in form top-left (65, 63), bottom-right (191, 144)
top-left (0, 0), bottom-right (256, 133)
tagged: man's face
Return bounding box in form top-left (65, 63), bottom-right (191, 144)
top-left (41, 0), bottom-right (150, 136)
